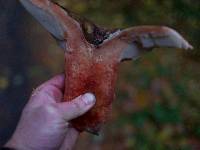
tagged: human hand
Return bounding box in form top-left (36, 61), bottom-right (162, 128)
top-left (5, 74), bottom-right (96, 150)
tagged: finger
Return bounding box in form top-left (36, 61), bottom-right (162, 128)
top-left (40, 74), bottom-right (65, 91)
top-left (30, 74), bottom-right (65, 104)
top-left (60, 128), bottom-right (79, 150)
top-left (31, 74), bottom-right (65, 98)
top-left (57, 93), bottom-right (96, 121)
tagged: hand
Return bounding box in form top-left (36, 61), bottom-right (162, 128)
top-left (5, 74), bottom-right (96, 150)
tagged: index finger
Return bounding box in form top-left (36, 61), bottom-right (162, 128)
top-left (41, 73), bottom-right (65, 91)
top-left (29, 74), bottom-right (65, 106)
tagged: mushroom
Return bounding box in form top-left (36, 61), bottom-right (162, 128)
top-left (19, 0), bottom-right (193, 135)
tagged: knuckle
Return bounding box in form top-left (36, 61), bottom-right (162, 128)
top-left (72, 101), bottom-right (82, 110)
top-left (72, 100), bottom-right (85, 115)
top-left (31, 86), bottom-right (44, 97)
top-left (42, 104), bottom-right (59, 115)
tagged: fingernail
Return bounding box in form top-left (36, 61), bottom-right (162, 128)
top-left (82, 93), bottom-right (96, 105)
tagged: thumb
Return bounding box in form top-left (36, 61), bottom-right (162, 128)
top-left (57, 93), bottom-right (96, 121)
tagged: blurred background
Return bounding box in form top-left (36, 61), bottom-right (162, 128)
top-left (0, 0), bottom-right (199, 149)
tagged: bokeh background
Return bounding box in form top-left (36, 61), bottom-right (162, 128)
top-left (0, 0), bottom-right (199, 149)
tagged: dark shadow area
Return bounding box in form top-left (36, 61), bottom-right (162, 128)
top-left (0, 0), bottom-right (31, 145)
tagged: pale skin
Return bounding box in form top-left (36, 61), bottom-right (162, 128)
top-left (5, 74), bottom-right (96, 150)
